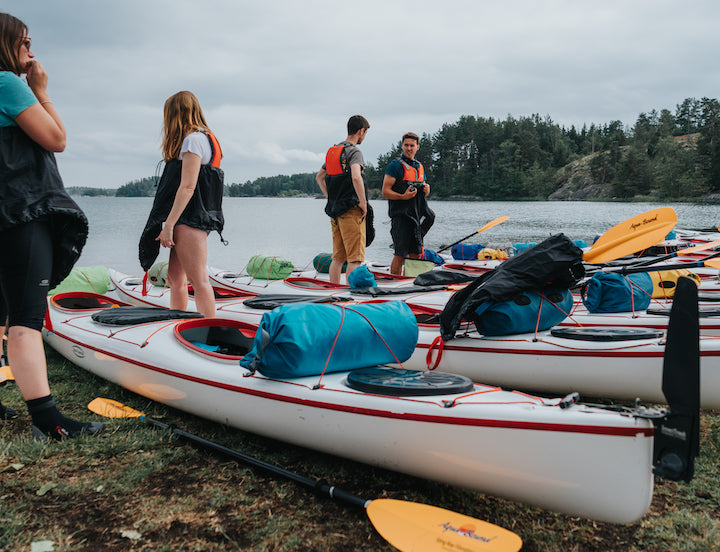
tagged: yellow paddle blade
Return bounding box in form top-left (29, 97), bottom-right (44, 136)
top-left (477, 216), bottom-right (509, 234)
top-left (87, 398), bottom-right (144, 418)
top-left (366, 498), bottom-right (522, 552)
top-left (678, 239), bottom-right (720, 255)
top-left (704, 258), bottom-right (720, 269)
top-left (583, 207), bottom-right (677, 264)
top-left (0, 365), bottom-right (13, 383)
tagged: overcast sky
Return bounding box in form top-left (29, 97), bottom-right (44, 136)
top-left (5, 0), bottom-right (720, 189)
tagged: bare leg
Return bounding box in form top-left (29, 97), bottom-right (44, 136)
top-left (173, 225), bottom-right (215, 318)
top-left (391, 253), bottom-right (421, 275)
top-left (7, 326), bottom-right (50, 400)
top-left (329, 260), bottom-right (344, 285)
top-left (167, 246), bottom-right (189, 312)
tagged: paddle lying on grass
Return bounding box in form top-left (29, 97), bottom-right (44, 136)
top-left (87, 398), bottom-right (522, 552)
top-left (437, 216), bottom-right (509, 254)
top-left (0, 364), bottom-right (13, 384)
top-left (582, 207), bottom-right (678, 264)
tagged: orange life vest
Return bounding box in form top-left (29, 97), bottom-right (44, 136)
top-left (401, 159), bottom-right (425, 184)
top-left (323, 144), bottom-right (364, 218)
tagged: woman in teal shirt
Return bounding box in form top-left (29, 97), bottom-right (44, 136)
top-left (0, 12), bottom-right (103, 440)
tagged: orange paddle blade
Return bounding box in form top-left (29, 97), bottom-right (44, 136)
top-left (367, 498), bottom-right (522, 552)
top-left (477, 216), bottom-right (509, 234)
top-left (87, 398), bottom-right (144, 418)
top-left (678, 239), bottom-right (720, 255)
top-left (704, 258), bottom-right (720, 269)
top-left (583, 207), bottom-right (677, 264)
top-left (0, 365), bottom-right (13, 383)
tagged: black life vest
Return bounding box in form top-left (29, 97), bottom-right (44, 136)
top-left (0, 126), bottom-right (88, 288)
top-left (138, 131), bottom-right (225, 271)
top-left (324, 144), bottom-right (364, 218)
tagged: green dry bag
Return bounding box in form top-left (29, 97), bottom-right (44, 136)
top-left (246, 255), bottom-right (294, 280)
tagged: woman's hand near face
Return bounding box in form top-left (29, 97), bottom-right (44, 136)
top-left (14, 60), bottom-right (67, 152)
top-left (25, 60), bottom-right (49, 100)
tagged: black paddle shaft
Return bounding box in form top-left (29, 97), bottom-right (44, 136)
top-left (617, 251), bottom-right (720, 274)
top-left (144, 418), bottom-right (369, 509)
top-left (437, 231), bottom-right (478, 254)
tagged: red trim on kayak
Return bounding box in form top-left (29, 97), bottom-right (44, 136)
top-left (48, 327), bottom-right (654, 438)
top-left (416, 341), bottom-right (720, 358)
top-left (284, 277), bottom-right (348, 290)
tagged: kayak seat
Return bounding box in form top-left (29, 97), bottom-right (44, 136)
top-left (55, 296), bottom-right (119, 311)
top-left (287, 278), bottom-right (346, 290)
top-left (178, 324), bottom-right (255, 357)
top-left (550, 327), bottom-right (664, 341)
top-left (415, 312), bottom-right (440, 325)
top-left (346, 367), bottom-right (474, 396)
top-left (242, 294), bottom-right (353, 310)
top-left (92, 306), bottom-right (203, 325)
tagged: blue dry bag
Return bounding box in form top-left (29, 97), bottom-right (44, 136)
top-left (472, 289), bottom-right (573, 336)
top-left (348, 265), bottom-right (377, 288)
top-left (422, 249), bottom-right (445, 265)
top-left (239, 302), bottom-right (418, 378)
top-left (582, 272), bottom-right (653, 313)
top-left (451, 243), bottom-right (485, 260)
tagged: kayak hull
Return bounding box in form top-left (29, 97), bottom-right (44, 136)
top-left (43, 293), bottom-right (655, 524)
top-left (408, 327), bottom-right (720, 408)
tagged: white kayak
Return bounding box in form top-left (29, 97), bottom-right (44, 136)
top-left (109, 268), bottom-right (456, 315)
top-left (41, 290), bottom-right (679, 524)
top-left (208, 265), bottom-right (416, 295)
top-left (558, 300), bottom-right (720, 336)
top-left (108, 269), bottom-right (720, 407)
top-left (405, 321), bottom-right (720, 408)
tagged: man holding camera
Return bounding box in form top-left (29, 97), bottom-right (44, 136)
top-left (382, 132), bottom-right (435, 275)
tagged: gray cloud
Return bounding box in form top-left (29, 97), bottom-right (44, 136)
top-left (5, 0), bottom-right (720, 188)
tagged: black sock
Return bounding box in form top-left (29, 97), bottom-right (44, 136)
top-left (26, 395), bottom-right (103, 440)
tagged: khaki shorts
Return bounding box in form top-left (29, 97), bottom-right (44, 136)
top-left (331, 206), bottom-right (366, 263)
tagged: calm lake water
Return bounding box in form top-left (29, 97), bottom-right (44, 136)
top-left (73, 196), bottom-right (720, 275)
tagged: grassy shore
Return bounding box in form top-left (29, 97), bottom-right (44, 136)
top-left (1, 347), bottom-right (720, 551)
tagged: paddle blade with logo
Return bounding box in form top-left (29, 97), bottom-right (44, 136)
top-left (367, 498), bottom-right (522, 552)
top-left (583, 207), bottom-right (677, 264)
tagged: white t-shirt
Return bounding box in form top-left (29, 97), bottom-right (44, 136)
top-left (179, 132), bottom-right (212, 164)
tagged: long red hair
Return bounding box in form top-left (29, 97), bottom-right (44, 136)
top-left (161, 91), bottom-right (212, 161)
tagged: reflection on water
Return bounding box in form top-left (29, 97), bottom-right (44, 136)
top-left (74, 196), bottom-right (720, 274)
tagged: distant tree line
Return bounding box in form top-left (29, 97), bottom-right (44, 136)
top-left (225, 173), bottom-right (317, 197)
top-left (112, 97), bottom-right (720, 201)
top-left (65, 187), bottom-right (115, 196)
top-left (115, 177), bottom-right (158, 197)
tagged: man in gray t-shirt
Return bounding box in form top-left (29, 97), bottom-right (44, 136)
top-left (315, 115), bottom-right (370, 284)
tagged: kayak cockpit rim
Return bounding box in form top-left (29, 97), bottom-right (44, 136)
top-left (50, 291), bottom-right (131, 312)
top-left (174, 318), bottom-right (257, 360)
